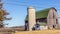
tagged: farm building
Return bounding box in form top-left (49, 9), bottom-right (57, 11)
top-left (25, 7), bottom-right (59, 31)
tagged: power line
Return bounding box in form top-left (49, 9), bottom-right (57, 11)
top-left (3, 2), bottom-right (60, 9)
top-left (3, 0), bottom-right (60, 9)
top-left (2, 0), bottom-right (60, 9)
top-left (3, 0), bottom-right (59, 6)
top-left (4, 2), bottom-right (46, 8)
top-left (5, 0), bottom-right (57, 4)
top-left (4, 3), bottom-right (60, 10)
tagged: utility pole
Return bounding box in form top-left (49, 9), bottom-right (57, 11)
top-left (0, 0), bottom-right (11, 28)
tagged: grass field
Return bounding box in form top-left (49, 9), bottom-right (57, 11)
top-left (12, 29), bottom-right (60, 34)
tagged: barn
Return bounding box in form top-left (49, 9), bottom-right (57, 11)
top-left (25, 7), bottom-right (59, 30)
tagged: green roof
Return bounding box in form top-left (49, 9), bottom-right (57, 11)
top-left (25, 8), bottom-right (51, 21)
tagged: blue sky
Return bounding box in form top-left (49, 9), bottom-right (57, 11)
top-left (2, 0), bottom-right (60, 27)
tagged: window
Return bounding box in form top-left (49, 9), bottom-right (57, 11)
top-left (56, 19), bottom-right (58, 24)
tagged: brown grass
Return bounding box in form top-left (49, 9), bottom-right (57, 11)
top-left (12, 29), bottom-right (60, 34)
